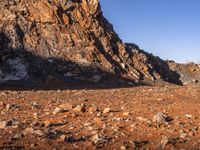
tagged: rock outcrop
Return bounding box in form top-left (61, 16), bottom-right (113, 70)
top-left (0, 0), bottom-right (199, 87)
top-left (167, 61), bottom-right (200, 85)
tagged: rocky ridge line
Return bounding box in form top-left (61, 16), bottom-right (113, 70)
top-left (0, 0), bottom-right (199, 87)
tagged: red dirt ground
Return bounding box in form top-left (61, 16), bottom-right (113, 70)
top-left (0, 85), bottom-right (200, 149)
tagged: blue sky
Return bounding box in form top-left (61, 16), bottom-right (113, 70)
top-left (100, 0), bottom-right (200, 63)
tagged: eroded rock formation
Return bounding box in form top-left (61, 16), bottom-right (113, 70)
top-left (0, 0), bottom-right (199, 87)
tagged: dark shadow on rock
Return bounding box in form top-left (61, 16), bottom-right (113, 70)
top-left (125, 43), bottom-right (182, 85)
top-left (90, 32), bottom-right (126, 75)
top-left (0, 24), bottom-right (182, 91)
top-left (0, 29), bottom-right (144, 91)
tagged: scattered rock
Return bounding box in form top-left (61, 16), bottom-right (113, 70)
top-left (46, 130), bottom-right (64, 139)
top-left (6, 104), bottom-right (20, 111)
top-left (59, 103), bottom-right (73, 111)
top-left (180, 130), bottom-right (187, 139)
top-left (136, 117), bottom-right (148, 122)
top-left (91, 134), bottom-right (101, 144)
top-left (73, 104), bottom-right (86, 113)
top-left (53, 107), bottom-right (62, 115)
top-left (59, 135), bottom-right (67, 142)
top-left (112, 117), bottom-right (121, 122)
top-left (33, 113), bottom-right (38, 119)
top-left (12, 133), bottom-right (23, 140)
top-left (103, 108), bottom-right (111, 114)
top-left (159, 136), bottom-right (179, 148)
top-left (30, 101), bottom-right (40, 109)
top-left (30, 143), bottom-right (38, 148)
top-left (0, 102), bottom-right (5, 106)
top-left (120, 146), bottom-right (127, 150)
top-left (152, 112), bottom-right (173, 124)
top-left (0, 119), bottom-right (18, 129)
top-left (90, 134), bottom-right (111, 145)
top-left (132, 140), bottom-right (149, 148)
top-left (160, 136), bottom-right (169, 149)
top-left (65, 135), bottom-right (76, 143)
top-left (88, 105), bottom-right (98, 114)
top-left (43, 121), bottom-right (51, 128)
top-left (123, 112), bottom-right (130, 116)
top-left (23, 127), bottom-right (35, 135)
top-left (0, 121), bottom-right (8, 129)
top-left (34, 130), bottom-right (43, 136)
top-left (185, 114), bottom-right (193, 119)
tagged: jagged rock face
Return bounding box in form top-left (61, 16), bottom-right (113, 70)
top-left (0, 0), bottom-right (141, 86)
top-left (0, 0), bottom-right (198, 86)
top-left (167, 62), bottom-right (200, 85)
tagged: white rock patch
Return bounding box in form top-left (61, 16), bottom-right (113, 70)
top-left (0, 58), bottom-right (28, 82)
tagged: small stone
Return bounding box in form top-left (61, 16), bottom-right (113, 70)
top-left (43, 121), bottom-right (51, 127)
top-left (23, 127), bottom-right (43, 136)
top-left (97, 112), bottom-right (101, 117)
top-left (59, 135), bottom-right (66, 142)
top-left (0, 92), bottom-right (7, 96)
top-left (185, 114), bottom-right (193, 119)
top-left (0, 119), bottom-right (15, 129)
top-left (59, 103), bottom-right (73, 111)
top-left (120, 146), bottom-right (126, 150)
top-left (6, 104), bottom-right (11, 111)
top-left (31, 121), bottom-right (40, 127)
top-left (30, 143), bottom-right (37, 148)
top-left (132, 140), bottom-right (149, 148)
top-left (86, 126), bottom-right (94, 131)
top-left (6, 104), bottom-right (20, 111)
top-left (71, 112), bottom-right (78, 118)
top-left (0, 121), bottom-right (7, 129)
top-left (88, 105), bottom-right (98, 114)
top-left (65, 135), bottom-right (75, 143)
top-left (10, 119), bottom-right (19, 128)
top-left (103, 108), bottom-right (111, 114)
top-left (112, 117), bottom-right (121, 121)
top-left (123, 112), bottom-right (130, 116)
top-left (44, 109), bottom-right (50, 115)
top-left (0, 102), bottom-right (5, 106)
top-left (180, 130), bottom-right (187, 139)
top-left (46, 130), bottom-right (63, 139)
top-left (188, 131), bottom-right (194, 136)
top-left (12, 133), bottom-right (23, 140)
top-left (91, 134), bottom-right (100, 144)
top-left (153, 112), bottom-right (173, 124)
top-left (23, 127), bottom-right (35, 135)
top-left (34, 130), bottom-right (43, 136)
top-left (94, 117), bottom-right (102, 124)
top-left (73, 104), bottom-right (86, 113)
top-left (53, 107), bottom-right (62, 115)
top-left (69, 126), bottom-right (74, 130)
top-left (33, 113), bottom-right (38, 119)
top-left (136, 117), bottom-right (148, 122)
top-left (30, 101), bottom-right (40, 109)
top-left (160, 136), bottom-right (169, 149)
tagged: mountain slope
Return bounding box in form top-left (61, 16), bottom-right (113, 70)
top-left (0, 0), bottom-right (199, 87)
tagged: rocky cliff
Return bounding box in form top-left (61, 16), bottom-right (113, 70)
top-left (0, 0), bottom-right (199, 87)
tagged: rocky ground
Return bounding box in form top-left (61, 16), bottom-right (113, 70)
top-left (1, 1), bottom-right (200, 149)
top-left (0, 85), bottom-right (200, 149)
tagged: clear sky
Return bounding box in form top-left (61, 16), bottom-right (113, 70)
top-left (100, 0), bottom-right (200, 63)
